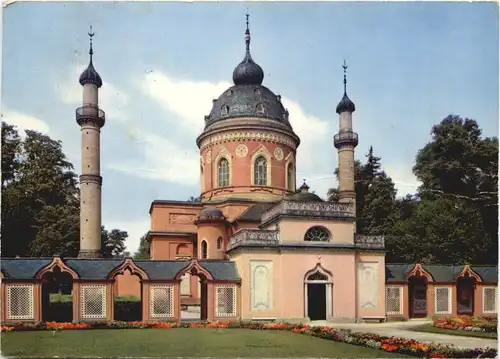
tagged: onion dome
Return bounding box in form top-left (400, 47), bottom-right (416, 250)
top-left (232, 14), bottom-right (264, 86)
top-left (336, 60), bottom-right (355, 114)
top-left (79, 26), bottom-right (103, 88)
top-left (197, 207), bottom-right (225, 221)
top-left (291, 181), bottom-right (324, 202)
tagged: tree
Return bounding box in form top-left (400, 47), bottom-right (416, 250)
top-left (361, 171), bottom-right (397, 235)
top-left (1, 126), bottom-right (79, 257)
top-left (101, 227), bottom-right (128, 258)
top-left (411, 115), bottom-right (498, 264)
top-left (134, 233), bottom-right (150, 259)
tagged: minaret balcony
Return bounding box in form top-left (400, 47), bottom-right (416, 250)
top-left (334, 130), bottom-right (358, 149)
top-left (76, 104), bottom-right (106, 128)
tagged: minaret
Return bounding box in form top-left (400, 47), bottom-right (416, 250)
top-left (334, 60), bottom-right (358, 222)
top-left (76, 26), bottom-right (105, 258)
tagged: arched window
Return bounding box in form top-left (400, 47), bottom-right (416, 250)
top-left (217, 158), bottom-right (229, 187)
top-left (287, 163), bottom-right (294, 190)
top-left (221, 105), bottom-right (229, 116)
top-left (201, 240), bottom-right (208, 259)
top-left (254, 156), bottom-right (267, 186)
top-left (256, 103), bottom-right (266, 115)
top-left (217, 237), bottom-right (223, 250)
top-left (307, 271), bottom-right (329, 281)
top-left (304, 226), bottom-right (331, 242)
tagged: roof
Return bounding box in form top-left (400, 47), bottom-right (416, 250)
top-left (236, 203), bottom-right (276, 222)
top-left (0, 258), bottom-right (240, 281)
top-left (385, 264), bottom-right (498, 283)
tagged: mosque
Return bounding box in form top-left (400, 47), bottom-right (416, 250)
top-left (0, 18), bottom-right (497, 324)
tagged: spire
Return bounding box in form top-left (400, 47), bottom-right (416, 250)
top-left (336, 59), bottom-right (355, 114)
top-left (232, 13), bottom-right (264, 86)
top-left (79, 25), bottom-right (103, 88)
top-left (88, 25), bottom-right (94, 62)
top-left (342, 59), bottom-right (348, 94)
top-left (245, 12), bottom-right (251, 52)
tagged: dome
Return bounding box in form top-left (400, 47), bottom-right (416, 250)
top-left (198, 207), bottom-right (225, 221)
top-left (336, 93), bottom-right (355, 114)
top-left (233, 51), bottom-right (264, 86)
top-left (205, 85), bottom-right (290, 127)
top-left (291, 181), bottom-right (324, 202)
top-left (79, 61), bottom-right (103, 88)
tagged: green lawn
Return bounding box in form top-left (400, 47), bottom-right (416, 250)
top-left (411, 323), bottom-right (498, 339)
top-left (1, 328), bottom-right (411, 358)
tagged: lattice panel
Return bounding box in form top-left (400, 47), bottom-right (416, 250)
top-left (150, 285), bottom-right (174, 318)
top-left (80, 285), bottom-right (107, 319)
top-left (7, 285), bottom-right (34, 320)
top-left (385, 286), bottom-right (402, 315)
top-left (215, 285), bottom-right (237, 317)
top-left (435, 286), bottom-right (451, 314)
top-left (483, 287), bottom-right (497, 313)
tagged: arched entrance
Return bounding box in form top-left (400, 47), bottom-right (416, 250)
top-left (456, 267), bottom-right (481, 315)
top-left (41, 267), bottom-right (74, 322)
top-left (408, 276), bottom-right (428, 318)
top-left (175, 260), bottom-right (213, 322)
top-left (108, 258), bottom-right (149, 322)
top-left (36, 258), bottom-right (79, 323)
top-left (304, 264), bottom-right (333, 321)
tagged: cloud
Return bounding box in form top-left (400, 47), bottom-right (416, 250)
top-left (384, 163), bottom-right (421, 197)
top-left (1, 108), bottom-right (50, 137)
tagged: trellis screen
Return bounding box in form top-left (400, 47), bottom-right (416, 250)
top-left (150, 285), bottom-right (174, 318)
top-left (215, 284), bottom-right (236, 317)
top-left (7, 284), bottom-right (34, 320)
top-left (483, 287), bottom-right (497, 313)
top-left (80, 284), bottom-right (107, 319)
top-left (434, 286), bottom-right (452, 314)
top-left (385, 286), bottom-right (403, 315)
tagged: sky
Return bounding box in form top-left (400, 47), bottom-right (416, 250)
top-left (2, 1), bottom-right (498, 254)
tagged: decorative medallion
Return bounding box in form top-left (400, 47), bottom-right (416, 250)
top-left (206, 150), bottom-right (212, 164)
top-left (235, 144), bottom-right (248, 158)
top-left (274, 147), bottom-right (284, 161)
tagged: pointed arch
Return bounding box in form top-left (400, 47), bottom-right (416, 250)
top-left (285, 151), bottom-right (295, 191)
top-left (107, 258), bottom-right (149, 280)
top-left (36, 257), bottom-right (80, 280)
top-left (304, 263), bottom-right (333, 283)
top-left (174, 259), bottom-right (214, 281)
top-left (214, 146), bottom-right (232, 188)
top-left (456, 265), bottom-right (482, 282)
top-left (251, 144), bottom-right (272, 186)
top-left (405, 263), bottom-right (434, 282)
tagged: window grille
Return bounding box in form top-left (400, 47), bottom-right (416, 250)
top-left (304, 226), bottom-right (331, 242)
top-left (254, 156), bottom-right (267, 186)
top-left (307, 272), bottom-right (328, 281)
top-left (385, 286), bottom-right (402, 315)
top-left (150, 285), bottom-right (174, 318)
top-left (215, 284), bottom-right (236, 317)
top-left (217, 158), bottom-right (230, 187)
top-left (80, 284), bottom-right (107, 319)
top-left (434, 286), bottom-right (452, 314)
top-left (483, 287), bottom-right (497, 313)
top-left (7, 285), bottom-right (34, 320)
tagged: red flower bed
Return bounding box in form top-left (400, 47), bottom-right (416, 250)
top-left (1, 320), bottom-right (496, 358)
top-left (433, 315), bottom-right (497, 333)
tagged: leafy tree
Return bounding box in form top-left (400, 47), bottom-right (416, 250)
top-left (101, 226), bottom-right (128, 258)
top-left (1, 126), bottom-right (79, 257)
top-left (410, 115), bottom-right (498, 264)
top-left (361, 171), bottom-right (397, 235)
top-left (134, 233), bottom-right (150, 259)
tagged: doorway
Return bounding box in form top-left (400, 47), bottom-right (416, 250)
top-left (41, 267), bottom-right (73, 322)
top-left (307, 283), bottom-right (326, 320)
top-left (457, 277), bottom-right (475, 315)
top-left (408, 276), bottom-right (427, 318)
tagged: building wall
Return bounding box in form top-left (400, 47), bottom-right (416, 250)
top-left (356, 253), bottom-right (386, 319)
top-left (150, 205), bottom-right (200, 232)
top-left (276, 218), bottom-right (355, 244)
top-left (232, 251), bottom-right (358, 321)
top-left (200, 136), bottom-right (297, 202)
